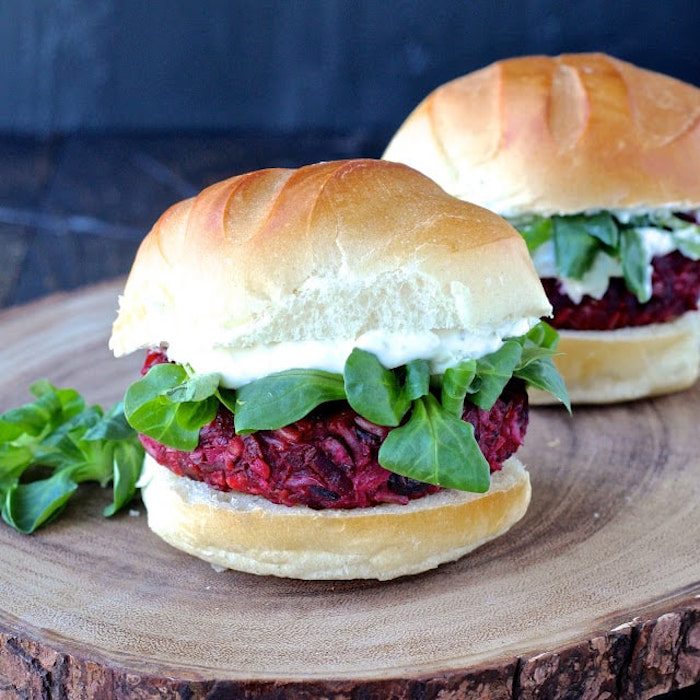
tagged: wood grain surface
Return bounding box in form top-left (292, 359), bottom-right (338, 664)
top-left (0, 282), bottom-right (698, 699)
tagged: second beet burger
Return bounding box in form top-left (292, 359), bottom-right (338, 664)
top-left (384, 53), bottom-right (700, 404)
top-left (110, 159), bottom-right (568, 580)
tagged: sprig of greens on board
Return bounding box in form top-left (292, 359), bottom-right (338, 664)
top-left (0, 382), bottom-right (143, 533)
top-left (509, 211), bottom-right (700, 303)
top-left (123, 323), bottom-right (569, 494)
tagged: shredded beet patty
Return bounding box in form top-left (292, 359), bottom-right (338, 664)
top-left (140, 352), bottom-right (529, 509)
top-left (544, 252), bottom-right (700, 331)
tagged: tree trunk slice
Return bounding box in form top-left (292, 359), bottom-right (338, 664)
top-left (0, 281), bottom-right (698, 699)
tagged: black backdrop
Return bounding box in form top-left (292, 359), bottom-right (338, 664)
top-left (1, 0), bottom-right (699, 136)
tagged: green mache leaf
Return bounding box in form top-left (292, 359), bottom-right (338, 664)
top-left (647, 211), bottom-right (690, 231)
top-left (164, 372), bottom-right (220, 403)
top-left (177, 398), bottom-right (219, 433)
top-left (34, 405), bottom-right (105, 469)
top-left (517, 345), bottom-right (557, 369)
top-left (0, 408), bottom-right (48, 442)
top-left (514, 357), bottom-right (571, 412)
top-left (0, 393), bottom-right (60, 439)
top-left (552, 215), bottom-right (603, 280)
top-left (378, 395), bottom-right (490, 492)
top-left (30, 437), bottom-right (84, 471)
top-left (2, 469), bottom-right (79, 534)
top-left (216, 388), bottom-right (237, 414)
top-left (510, 216), bottom-right (553, 253)
top-left (70, 441), bottom-right (115, 486)
top-left (128, 395), bottom-right (216, 451)
top-left (403, 360), bottom-right (431, 402)
top-left (103, 440), bottom-right (144, 517)
top-left (55, 388), bottom-right (86, 420)
top-left (440, 360), bottom-right (476, 417)
top-left (524, 321), bottom-right (559, 350)
top-left (0, 381), bottom-right (148, 535)
top-left (0, 382), bottom-right (85, 443)
top-left (83, 402), bottom-right (134, 441)
top-left (0, 384), bottom-right (90, 500)
top-left (470, 341), bottom-right (523, 410)
top-left (29, 381), bottom-right (85, 424)
top-left (578, 212), bottom-right (619, 247)
top-left (0, 445), bottom-right (35, 498)
top-left (235, 369), bottom-right (346, 433)
top-left (125, 362), bottom-right (190, 407)
top-left (0, 443), bottom-right (34, 476)
top-left (28, 379), bottom-right (55, 398)
top-left (619, 229), bottom-right (652, 303)
top-left (343, 349), bottom-right (409, 427)
top-left (516, 323), bottom-right (559, 369)
top-left (0, 419), bottom-right (24, 443)
top-left (124, 363), bottom-right (218, 450)
top-left (45, 404), bottom-right (103, 438)
top-left (624, 214), bottom-right (655, 228)
top-left (673, 225), bottom-right (700, 261)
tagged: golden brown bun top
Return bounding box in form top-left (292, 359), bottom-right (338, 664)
top-left (110, 159), bottom-right (549, 356)
top-left (383, 53), bottom-right (700, 216)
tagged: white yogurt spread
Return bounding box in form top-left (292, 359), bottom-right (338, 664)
top-left (165, 317), bottom-right (539, 388)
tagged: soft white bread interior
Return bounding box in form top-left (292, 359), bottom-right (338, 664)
top-left (109, 159), bottom-right (550, 357)
top-left (140, 454), bottom-right (532, 580)
top-left (383, 53), bottom-right (700, 216)
top-left (530, 311), bottom-right (700, 405)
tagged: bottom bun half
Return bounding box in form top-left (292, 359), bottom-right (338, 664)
top-left (530, 311), bottom-right (700, 406)
top-left (140, 454), bottom-right (531, 580)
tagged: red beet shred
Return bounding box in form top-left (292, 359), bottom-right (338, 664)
top-left (544, 251), bottom-right (700, 331)
top-left (140, 352), bottom-right (528, 509)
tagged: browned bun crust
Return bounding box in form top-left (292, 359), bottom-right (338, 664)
top-left (383, 53), bottom-right (700, 216)
top-left (141, 455), bottom-right (532, 580)
top-left (529, 312), bottom-right (700, 405)
top-left (109, 159), bottom-right (550, 356)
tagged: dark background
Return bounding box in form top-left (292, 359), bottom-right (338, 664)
top-left (1, 0), bottom-right (699, 136)
top-left (0, 0), bottom-right (699, 303)
top-left (2, 0), bottom-right (700, 306)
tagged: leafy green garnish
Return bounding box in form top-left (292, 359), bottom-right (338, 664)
top-left (673, 225), bottom-right (700, 260)
top-left (3, 470), bottom-right (79, 533)
top-left (84, 401), bottom-right (134, 441)
top-left (552, 215), bottom-right (602, 280)
top-left (235, 369), bottom-right (346, 433)
top-left (510, 210), bottom-right (700, 300)
top-left (435, 323), bottom-right (569, 414)
top-left (0, 383), bottom-right (144, 534)
top-left (523, 320), bottom-right (559, 350)
top-left (514, 357), bottom-right (570, 411)
top-left (344, 349), bottom-right (410, 426)
top-left (403, 360), bottom-right (431, 402)
top-left (103, 441), bottom-right (143, 517)
top-left (124, 364), bottom-right (218, 450)
top-left (216, 388), bottom-right (237, 414)
top-left (510, 216), bottom-right (553, 254)
top-left (470, 341), bottom-right (523, 410)
top-left (122, 322), bottom-right (568, 495)
top-left (513, 323), bottom-right (570, 412)
top-left (619, 228), bottom-right (652, 303)
top-left (440, 360), bottom-right (476, 417)
top-left (578, 211), bottom-right (619, 247)
top-left (379, 394), bottom-right (490, 492)
top-left (165, 372), bottom-right (220, 403)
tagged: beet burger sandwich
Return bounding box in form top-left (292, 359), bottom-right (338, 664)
top-left (384, 53), bottom-right (700, 404)
top-left (110, 159), bottom-right (568, 580)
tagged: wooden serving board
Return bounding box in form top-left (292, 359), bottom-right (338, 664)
top-left (0, 281), bottom-right (698, 700)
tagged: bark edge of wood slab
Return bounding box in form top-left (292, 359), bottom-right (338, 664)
top-left (1, 599), bottom-right (698, 699)
top-left (0, 282), bottom-right (699, 700)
